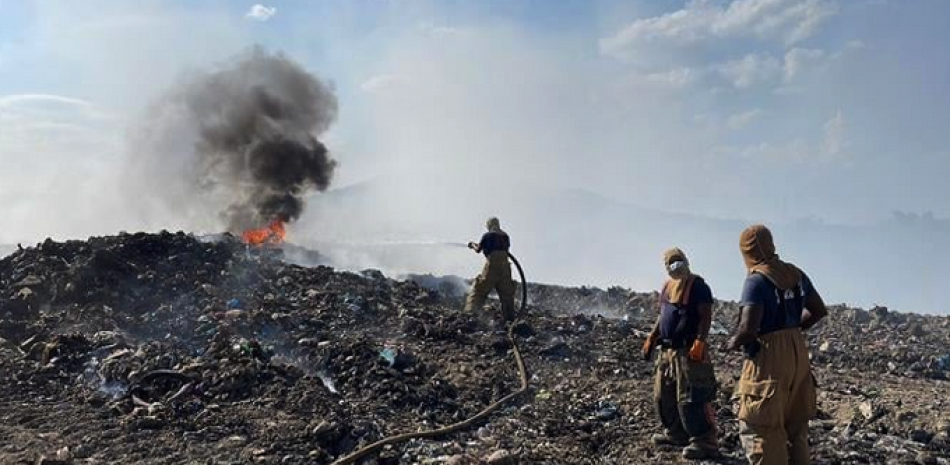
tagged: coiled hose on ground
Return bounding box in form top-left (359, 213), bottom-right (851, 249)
top-left (331, 253), bottom-right (530, 465)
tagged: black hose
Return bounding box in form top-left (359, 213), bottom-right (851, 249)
top-left (332, 253), bottom-right (530, 465)
top-left (135, 369), bottom-right (192, 386)
top-left (507, 252), bottom-right (528, 316)
top-left (329, 247), bottom-right (532, 464)
top-left (128, 369), bottom-right (194, 403)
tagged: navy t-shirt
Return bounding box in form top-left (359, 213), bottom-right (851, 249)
top-left (658, 277), bottom-right (714, 345)
top-left (740, 271), bottom-right (814, 335)
top-left (479, 231), bottom-right (510, 256)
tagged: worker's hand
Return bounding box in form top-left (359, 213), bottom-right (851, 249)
top-left (688, 339), bottom-right (706, 362)
top-left (719, 338), bottom-right (735, 352)
top-left (642, 333), bottom-right (659, 361)
top-left (724, 336), bottom-right (741, 352)
top-left (467, 241), bottom-right (478, 250)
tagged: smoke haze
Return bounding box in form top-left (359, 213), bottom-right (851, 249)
top-left (131, 47), bottom-right (337, 232)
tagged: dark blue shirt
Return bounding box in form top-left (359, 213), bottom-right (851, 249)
top-left (479, 231), bottom-right (510, 256)
top-left (740, 272), bottom-right (814, 335)
top-left (658, 277), bottom-right (714, 346)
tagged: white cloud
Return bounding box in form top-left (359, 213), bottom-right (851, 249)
top-left (727, 108), bottom-right (763, 129)
top-left (715, 109), bottom-right (849, 164)
top-left (845, 39), bottom-right (866, 50)
top-left (716, 53), bottom-right (782, 88)
top-left (0, 93), bottom-right (125, 242)
top-left (0, 94), bottom-right (113, 121)
top-left (417, 22), bottom-right (469, 39)
top-left (360, 74), bottom-right (411, 94)
top-left (600, 0), bottom-right (838, 60)
top-left (822, 109), bottom-right (847, 159)
top-left (783, 47), bottom-right (825, 81)
top-left (643, 67), bottom-right (697, 88)
top-left (772, 0), bottom-right (838, 44)
top-left (245, 4), bottom-right (276, 22)
top-left (0, 93), bottom-right (92, 108)
top-left (733, 139), bottom-right (812, 162)
top-left (624, 47), bottom-right (831, 92)
top-left (0, 93), bottom-right (116, 156)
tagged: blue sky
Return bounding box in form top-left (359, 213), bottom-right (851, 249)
top-left (1, 0), bottom-right (949, 311)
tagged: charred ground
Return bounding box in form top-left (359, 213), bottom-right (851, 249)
top-left (0, 232), bottom-right (948, 464)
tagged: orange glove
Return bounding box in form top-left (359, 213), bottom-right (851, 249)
top-left (642, 333), bottom-right (659, 360)
top-left (688, 339), bottom-right (707, 362)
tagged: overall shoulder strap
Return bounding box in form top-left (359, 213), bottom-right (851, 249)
top-left (774, 278), bottom-right (806, 326)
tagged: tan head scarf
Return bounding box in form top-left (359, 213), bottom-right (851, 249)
top-left (486, 217), bottom-right (502, 233)
top-left (663, 247), bottom-right (696, 305)
top-left (739, 224), bottom-right (801, 290)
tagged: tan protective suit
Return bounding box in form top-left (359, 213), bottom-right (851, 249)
top-left (464, 218), bottom-right (516, 321)
top-left (465, 251), bottom-right (516, 320)
top-left (652, 249), bottom-right (719, 456)
top-left (735, 224), bottom-right (818, 465)
top-left (654, 347), bottom-right (719, 448)
top-left (735, 328), bottom-right (817, 465)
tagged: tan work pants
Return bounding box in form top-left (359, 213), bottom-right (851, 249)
top-left (735, 328), bottom-right (817, 465)
top-left (464, 251), bottom-right (516, 320)
top-left (654, 347), bottom-right (719, 447)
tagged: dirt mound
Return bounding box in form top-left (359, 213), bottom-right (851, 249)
top-left (1, 232), bottom-right (948, 464)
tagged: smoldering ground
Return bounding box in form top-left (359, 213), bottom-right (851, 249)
top-left (127, 46), bottom-right (338, 233)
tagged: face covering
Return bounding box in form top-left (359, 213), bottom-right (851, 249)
top-left (739, 224), bottom-right (801, 290)
top-left (663, 248), bottom-right (695, 305)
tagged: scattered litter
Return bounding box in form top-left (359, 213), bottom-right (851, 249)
top-left (0, 232), bottom-right (947, 464)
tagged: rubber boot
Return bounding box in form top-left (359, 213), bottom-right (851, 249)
top-left (652, 432), bottom-right (689, 447)
top-left (682, 441), bottom-right (720, 460)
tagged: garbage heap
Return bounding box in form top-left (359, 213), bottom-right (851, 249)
top-left (1, 232), bottom-right (948, 464)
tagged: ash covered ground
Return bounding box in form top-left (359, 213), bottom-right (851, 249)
top-left (1, 232), bottom-right (949, 464)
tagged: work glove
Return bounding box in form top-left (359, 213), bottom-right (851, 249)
top-left (467, 242), bottom-right (478, 250)
top-left (642, 333), bottom-right (659, 361)
top-left (688, 339), bottom-right (706, 362)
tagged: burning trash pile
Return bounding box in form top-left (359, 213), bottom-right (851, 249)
top-left (128, 46), bottom-right (337, 243)
top-left (0, 232), bottom-right (518, 464)
top-left (1, 232), bottom-right (949, 464)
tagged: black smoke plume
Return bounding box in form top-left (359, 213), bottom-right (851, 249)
top-left (134, 47), bottom-right (338, 232)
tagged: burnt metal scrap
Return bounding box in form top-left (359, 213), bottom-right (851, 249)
top-left (1, 232), bottom-right (949, 464)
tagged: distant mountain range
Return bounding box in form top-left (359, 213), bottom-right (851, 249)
top-left (3, 179), bottom-right (944, 314)
top-left (299, 179), bottom-right (947, 315)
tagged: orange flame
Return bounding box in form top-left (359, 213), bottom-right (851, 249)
top-left (242, 219), bottom-right (286, 246)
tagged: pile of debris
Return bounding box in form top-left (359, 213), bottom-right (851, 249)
top-left (1, 232), bottom-right (948, 464)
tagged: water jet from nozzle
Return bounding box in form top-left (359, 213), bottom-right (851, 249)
top-left (320, 240), bottom-right (468, 248)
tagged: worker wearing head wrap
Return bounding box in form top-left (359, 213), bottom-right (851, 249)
top-left (643, 248), bottom-right (720, 460)
top-left (465, 217), bottom-right (516, 321)
top-left (727, 225), bottom-right (829, 465)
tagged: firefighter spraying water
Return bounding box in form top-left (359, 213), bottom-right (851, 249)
top-left (330, 218), bottom-right (530, 465)
top-left (465, 217), bottom-right (524, 322)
